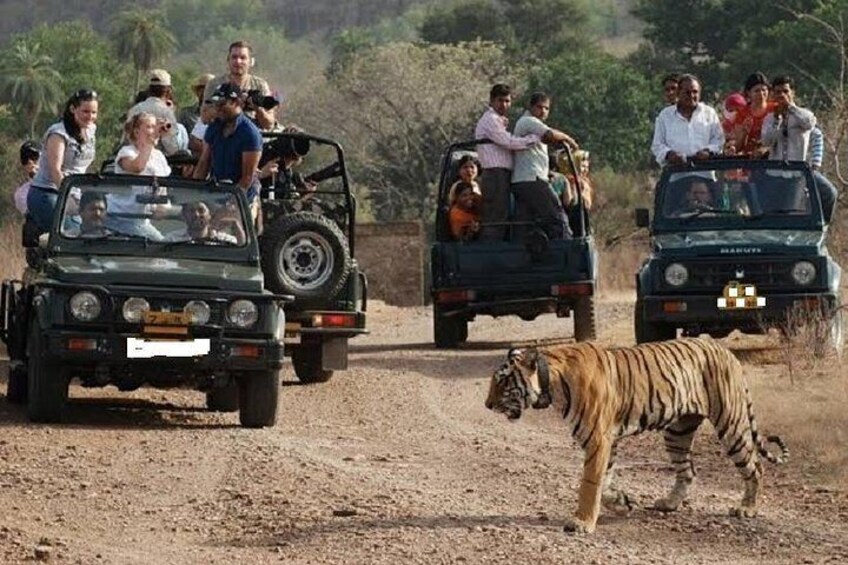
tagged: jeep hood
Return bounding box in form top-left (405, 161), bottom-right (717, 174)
top-left (654, 230), bottom-right (824, 256)
top-left (48, 255), bottom-right (264, 292)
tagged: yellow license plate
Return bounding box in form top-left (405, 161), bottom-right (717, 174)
top-left (143, 311), bottom-right (190, 325)
top-left (284, 322), bottom-right (301, 344)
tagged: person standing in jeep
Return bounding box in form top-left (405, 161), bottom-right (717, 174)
top-left (203, 41), bottom-right (276, 131)
top-left (474, 84), bottom-right (540, 241)
top-left (193, 83), bottom-right (263, 226)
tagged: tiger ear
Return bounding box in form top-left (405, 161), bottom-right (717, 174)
top-left (507, 348), bottom-right (524, 364)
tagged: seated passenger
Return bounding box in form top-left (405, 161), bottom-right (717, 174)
top-left (556, 150), bottom-right (594, 235)
top-left (165, 201), bottom-right (244, 244)
top-left (448, 181), bottom-right (482, 241)
top-left (66, 191), bottom-right (109, 238)
top-left (673, 179), bottom-right (716, 216)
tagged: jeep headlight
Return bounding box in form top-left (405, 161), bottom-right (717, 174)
top-left (664, 263), bottom-right (689, 287)
top-left (228, 300), bottom-right (258, 328)
top-left (184, 300), bottom-right (211, 325)
top-left (69, 291), bottom-right (102, 321)
top-left (791, 261), bottom-right (816, 286)
top-left (122, 297), bottom-right (150, 323)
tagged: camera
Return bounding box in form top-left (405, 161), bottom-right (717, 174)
top-left (246, 89), bottom-right (280, 111)
top-left (259, 135), bottom-right (311, 168)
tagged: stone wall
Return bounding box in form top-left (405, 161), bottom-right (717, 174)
top-left (354, 221), bottom-right (426, 306)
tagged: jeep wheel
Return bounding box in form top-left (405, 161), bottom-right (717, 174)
top-left (27, 323), bottom-right (69, 423)
top-left (238, 370), bottom-right (280, 428)
top-left (206, 381), bottom-right (239, 412)
top-left (634, 301), bottom-right (676, 344)
top-left (292, 345), bottom-right (334, 384)
top-left (6, 364), bottom-right (28, 404)
top-left (434, 306), bottom-right (467, 349)
top-left (261, 212), bottom-right (352, 302)
top-left (573, 296), bottom-right (597, 342)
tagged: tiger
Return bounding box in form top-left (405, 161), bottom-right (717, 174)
top-left (485, 337), bottom-right (788, 534)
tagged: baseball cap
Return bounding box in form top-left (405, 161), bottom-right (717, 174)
top-left (148, 69), bottom-right (172, 87)
top-left (20, 140), bottom-right (40, 164)
top-left (206, 83), bottom-right (243, 103)
top-left (193, 73), bottom-right (215, 89)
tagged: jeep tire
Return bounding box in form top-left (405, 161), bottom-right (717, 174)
top-left (634, 300), bottom-right (676, 344)
top-left (27, 323), bottom-right (69, 423)
top-left (434, 305), bottom-right (467, 349)
top-left (261, 212), bottom-right (352, 303)
top-left (292, 344), bottom-right (334, 384)
top-left (6, 364), bottom-right (28, 404)
top-left (573, 296), bottom-right (597, 342)
top-left (238, 370), bottom-right (280, 428)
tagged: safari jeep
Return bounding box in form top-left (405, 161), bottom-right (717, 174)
top-left (430, 140), bottom-right (598, 348)
top-left (0, 174), bottom-right (290, 427)
top-left (634, 159), bottom-right (843, 351)
top-left (257, 132), bottom-right (367, 382)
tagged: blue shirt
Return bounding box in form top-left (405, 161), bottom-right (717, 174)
top-left (204, 113), bottom-right (262, 186)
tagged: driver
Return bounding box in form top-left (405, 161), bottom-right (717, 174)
top-left (165, 200), bottom-right (243, 244)
top-left (66, 191), bottom-right (110, 238)
top-left (674, 179), bottom-right (716, 216)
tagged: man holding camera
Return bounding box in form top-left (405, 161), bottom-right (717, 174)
top-left (203, 41), bottom-right (277, 131)
top-left (193, 83), bottom-right (263, 225)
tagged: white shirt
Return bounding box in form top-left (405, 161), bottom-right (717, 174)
top-left (761, 104), bottom-right (816, 162)
top-left (191, 121), bottom-right (207, 141)
top-left (512, 112), bottom-right (551, 183)
top-left (164, 228), bottom-right (237, 244)
top-left (115, 144), bottom-right (172, 176)
top-left (651, 103), bottom-right (724, 166)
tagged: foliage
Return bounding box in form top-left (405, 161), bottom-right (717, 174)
top-left (161, 0), bottom-right (269, 48)
top-left (111, 7), bottom-right (177, 96)
top-left (290, 41), bottom-right (520, 221)
top-left (0, 40), bottom-right (63, 138)
top-left (527, 49), bottom-right (654, 171)
top-left (420, 0), bottom-right (591, 57)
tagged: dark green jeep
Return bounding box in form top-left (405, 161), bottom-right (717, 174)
top-left (1, 174), bottom-right (290, 427)
top-left (634, 159), bottom-right (843, 350)
top-left (430, 140), bottom-right (597, 348)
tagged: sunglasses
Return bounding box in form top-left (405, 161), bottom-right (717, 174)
top-left (71, 89), bottom-right (98, 102)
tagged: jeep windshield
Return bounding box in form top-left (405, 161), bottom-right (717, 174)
top-left (654, 160), bottom-right (823, 232)
top-left (55, 176), bottom-right (250, 251)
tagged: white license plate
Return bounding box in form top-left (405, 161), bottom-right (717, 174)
top-left (283, 322), bottom-right (301, 344)
top-left (126, 337), bottom-right (211, 359)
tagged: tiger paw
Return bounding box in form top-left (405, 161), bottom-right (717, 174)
top-left (602, 491), bottom-right (636, 514)
top-left (730, 505), bottom-right (758, 519)
top-left (652, 496), bottom-right (682, 513)
top-left (562, 516), bottom-right (594, 534)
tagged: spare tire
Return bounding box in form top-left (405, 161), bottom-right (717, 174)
top-left (260, 212), bottom-right (352, 301)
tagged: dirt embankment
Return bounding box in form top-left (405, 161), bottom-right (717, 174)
top-left (0, 295), bottom-right (846, 564)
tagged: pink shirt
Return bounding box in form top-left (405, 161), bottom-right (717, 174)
top-left (474, 107), bottom-right (538, 170)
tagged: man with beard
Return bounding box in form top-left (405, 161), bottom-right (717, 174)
top-left (203, 41), bottom-right (276, 131)
top-left (66, 191), bottom-right (110, 238)
top-left (165, 200), bottom-right (243, 245)
top-left (651, 74), bottom-right (724, 167)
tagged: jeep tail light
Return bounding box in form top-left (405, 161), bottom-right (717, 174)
top-left (312, 313), bottom-right (356, 328)
top-left (435, 290), bottom-right (476, 304)
top-left (231, 345), bottom-right (261, 358)
top-left (551, 283), bottom-right (593, 297)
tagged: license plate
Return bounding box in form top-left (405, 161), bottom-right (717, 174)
top-left (126, 337), bottom-right (211, 359)
top-left (284, 322), bottom-right (301, 344)
top-left (717, 282), bottom-right (766, 310)
top-left (143, 311), bottom-right (190, 325)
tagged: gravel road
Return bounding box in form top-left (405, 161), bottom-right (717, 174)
top-left (1, 294), bottom-right (846, 564)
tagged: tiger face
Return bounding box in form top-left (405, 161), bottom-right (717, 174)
top-left (485, 348), bottom-right (551, 420)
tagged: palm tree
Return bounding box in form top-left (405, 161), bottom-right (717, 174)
top-left (111, 8), bottom-right (177, 98)
top-left (0, 41), bottom-right (64, 138)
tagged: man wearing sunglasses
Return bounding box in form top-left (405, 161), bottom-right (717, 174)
top-left (193, 83), bottom-right (263, 227)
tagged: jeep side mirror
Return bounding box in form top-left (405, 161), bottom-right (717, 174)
top-left (635, 208), bottom-right (650, 228)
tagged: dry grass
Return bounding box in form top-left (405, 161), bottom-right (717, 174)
top-left (597, 239), bottom-right (647, 293)
top-left (0, 219), bottom-right (25, 282)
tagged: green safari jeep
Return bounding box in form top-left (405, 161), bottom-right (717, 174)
top-left (634, 159), bottom-right (843, 351)
top-left (1, 174), bottom-right (291, 427)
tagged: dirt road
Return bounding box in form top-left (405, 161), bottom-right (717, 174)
top-left (1, 294), bottom-right (846, 564)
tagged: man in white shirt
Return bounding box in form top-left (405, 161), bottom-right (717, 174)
top-left (651, 75), bottom-right (724, 167)
top-left (474, 84), bottom-right (539, 241)
top-left (512, 92), bottom-right (579, 239)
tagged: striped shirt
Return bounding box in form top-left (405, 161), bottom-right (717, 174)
top-left (808, 126), bottom-right (824, 168)
top-left (474, 107), bottom-right (539, 170)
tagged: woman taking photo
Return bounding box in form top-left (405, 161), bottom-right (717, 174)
top-left (27, 89), bottom-right (99, 232)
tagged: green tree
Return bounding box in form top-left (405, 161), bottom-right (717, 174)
top-left (527, 48), bottom-right (654, 171)
top-left (111, 7), bottom-right (177, 98)
top-left (0, 40), bottom-right (63, 138)
top-left (290, 41), bottom-right (521, 222)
